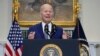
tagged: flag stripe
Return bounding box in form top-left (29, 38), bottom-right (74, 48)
top-left (5, 19), bottom-right (23, 56)
top-left (17, 48), bottom-right (22, 56)
top-left (20, 46), bottom-right (23, 52)
top-left (16, 50), bottom-right (20, 56)
top-left (5, 44), bottom-right (13, 56)
top-left (4, 53), bottom-right (6, 56)
top-left (5, 40), bottom-right (15, 56)
top-left (5, 49), bottom-right (11, 56)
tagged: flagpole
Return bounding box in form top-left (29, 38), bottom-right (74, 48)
top-left (13, 0), bottom-right (19, 21)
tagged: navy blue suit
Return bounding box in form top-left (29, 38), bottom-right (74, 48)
top-left (28, 22), bottom-right (63, 39)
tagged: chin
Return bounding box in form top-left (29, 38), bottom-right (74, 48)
top-left (45, 21), bottom-right (51, 23)
top-left (45, 19), bottom-right (51, 21)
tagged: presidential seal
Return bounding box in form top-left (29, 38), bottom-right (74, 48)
top-left (80, 44), bottom-right (89, 56)
top-left (40, 44), bottom-right (62, 56)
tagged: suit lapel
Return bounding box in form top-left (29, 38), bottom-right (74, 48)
top-left (50, 23), bottom-right (56, 39)
top-left (37, 23), bottom-right (45, 39)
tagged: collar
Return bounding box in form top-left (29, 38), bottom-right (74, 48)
top-left (42, 22), bottom-right (52, 32)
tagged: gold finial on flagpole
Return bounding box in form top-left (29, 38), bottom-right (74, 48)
top-left (13, 0), bottom-right (20, 21)
top-left (74, 0), bottom-right (80, 18)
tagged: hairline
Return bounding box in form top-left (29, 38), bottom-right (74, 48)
top-left (40, 4), bottom-right (53, 12)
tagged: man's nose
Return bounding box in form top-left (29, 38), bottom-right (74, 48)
top-left (46, 12), bottom-right (50, 15)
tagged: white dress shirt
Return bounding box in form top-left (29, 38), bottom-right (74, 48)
top-left (42, 22), bottom-right (52, 39)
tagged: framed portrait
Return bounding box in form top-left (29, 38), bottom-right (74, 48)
top-left (13, 0), bottom-right (79, 27)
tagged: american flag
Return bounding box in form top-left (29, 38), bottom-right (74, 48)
top-left (5, 19), bottom-right (23, 56)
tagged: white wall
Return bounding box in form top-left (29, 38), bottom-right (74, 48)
top-left (0, 44), bottom-right (4, 56)
top-left (0, 0), bottom-right (12, 55)
top-left (79, 0), bottom-right (100, 42)
top-left (0, 0), bottom-right (12, 42)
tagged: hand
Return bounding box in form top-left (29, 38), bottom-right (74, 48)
top-left (62, 31), bottom-right (70, 39)
top-left (28, 32), bottom-right (35, 39)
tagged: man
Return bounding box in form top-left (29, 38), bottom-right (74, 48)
top-left (28, 3), bottom-right (69, 39)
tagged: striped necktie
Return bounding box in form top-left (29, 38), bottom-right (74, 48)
top-left (44, 24), bottom-right (50, 39)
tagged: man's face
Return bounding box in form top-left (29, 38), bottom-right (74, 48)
top-left (40, 4), bottom-right (54, 23)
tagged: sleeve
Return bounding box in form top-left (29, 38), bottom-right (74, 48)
top-left (27, 26), bottom-right (36, 38)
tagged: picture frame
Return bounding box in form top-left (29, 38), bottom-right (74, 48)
top-left (13, 0), bottom-right (79, 27)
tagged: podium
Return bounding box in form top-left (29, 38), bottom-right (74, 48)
top-left (22, 39), bottom-right (80, 56)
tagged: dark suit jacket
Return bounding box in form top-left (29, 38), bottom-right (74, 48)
top-left (28, 22), bottom-right (63, 39)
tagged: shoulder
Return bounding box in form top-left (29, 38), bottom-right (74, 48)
top-left (28, 23), bottom-right (42, 34)
top-left (29, 23), bottom-right (41, 29)
top-left (53, 24), bottom-right (63, 31)
top-left (53, 24), bottom-right (63, 37)
top-left (56, 26), bottom-right (63, 31)
top-left (27, 23), bottom-right (41, 35)
top-left (28, 22), bottom-right (42, 31)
